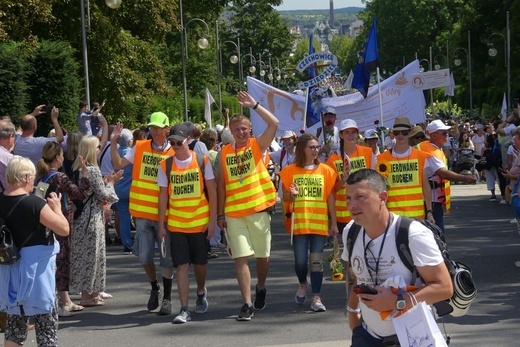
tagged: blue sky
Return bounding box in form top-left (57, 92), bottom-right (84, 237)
top-left (275, 0), bottom-right (365, 11)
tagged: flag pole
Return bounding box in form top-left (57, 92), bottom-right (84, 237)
top-left (302, 87), bottom-right (310, 131)
top-left (376, 67), bottom-right (385, 146)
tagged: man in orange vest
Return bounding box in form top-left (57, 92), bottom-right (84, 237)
top-left (110, 112), bottom-right (175, 315)
top-left (157, 122), bottom-right (217, 324)
top-left (418, 119), bottom-right (477, 231)
top-left (217, 91), bottom-right (279, 321)
top-left (376, 116), bottom-right (434, 221)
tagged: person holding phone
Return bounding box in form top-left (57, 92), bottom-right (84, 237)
top-left (342, 169), bottom-right (452, 347)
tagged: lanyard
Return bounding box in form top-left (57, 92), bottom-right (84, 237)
top-left (362, 214), bottom-right (392, 286)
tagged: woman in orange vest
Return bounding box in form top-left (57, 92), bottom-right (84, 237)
top-left (279, 133), bottom-right (338, 312)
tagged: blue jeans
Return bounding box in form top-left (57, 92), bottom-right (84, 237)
top-left (115, 198), bottom-right (132, 249)
top-left (292, 234), bottom-right (326, 294)
top-left (432, 202), bottom-right (444, 232)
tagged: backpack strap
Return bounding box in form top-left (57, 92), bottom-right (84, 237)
top-left (41, 170), bottom-right (60, 184)
top-left (98, 143), bottom-right (111, 166)
top-left (395, 216), bottom-right (420, 284)
top-left (346, 222), bottom-right (362, 266)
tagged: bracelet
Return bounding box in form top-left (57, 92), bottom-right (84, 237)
top-left (217, 214), bottom-right (225, 220)
top-left (346, 306), bottom-right (361, 313)
top-left (252, 102), bottom-right (260, 110)
top-left (426, 210), bottom-right (432, 214)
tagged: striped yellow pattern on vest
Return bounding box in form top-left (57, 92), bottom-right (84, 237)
top-left (221, 138), bottom-right (276, 217)
top-left (326, 146), bottom-right (373, 224)
top-left (417, 141), bottom-right (451, 213)
top-left (160, 152), bottom-right (210, 233)
top-left (129, 140), bottom-right (174, 221)
top-left (279, 163), bottom-right (337, 236)
top-left (377, 148), bottom-right (427, 219)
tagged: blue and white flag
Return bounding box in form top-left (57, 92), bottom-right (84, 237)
top-left (352, 17), bottom-right (379, 98)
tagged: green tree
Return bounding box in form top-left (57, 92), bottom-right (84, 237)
top-left (0, 42), bottom-right (32, 118)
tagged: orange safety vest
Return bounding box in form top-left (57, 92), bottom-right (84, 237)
top-left (326, 145), bottom-right (373, 224)
top-left (221, 138), bottom-right (276, 217)
top-left (159, 152), bottom-right (210, 233)
top-left (417, 141), bottom-right (451, 213)
top-left (129, 140), bottom-right (175, 221)
top-left (376, 148), bottom-right (428, 219)
top-left (279, 163), bottom-right (337, 236)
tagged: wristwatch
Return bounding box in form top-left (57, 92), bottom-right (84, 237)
top-left (396, 293), bottom-right (406, 311)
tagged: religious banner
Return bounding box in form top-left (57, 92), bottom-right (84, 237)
top-left (248, 60), bottom-right (426, 137)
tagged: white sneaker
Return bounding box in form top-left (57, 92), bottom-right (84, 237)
top-left (159, 299), bottom-right (172, 315)
top-left (500, 199), bottom-right (507, 204)
top-left (510, 218), bottom-right (517, 224)
top-left (310, 296), bottom-right (326, 312)
top-left (173, 309), bottom-right (191, 324)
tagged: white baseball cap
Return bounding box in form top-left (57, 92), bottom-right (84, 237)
top-left (426, 120), bottom-right (451, 133)
top-left (364, 129), bottom-right (379, 139)
top-left (339, 119), bottom-right (359, 131)
top-left (280, 130), bottom-right (297, 139)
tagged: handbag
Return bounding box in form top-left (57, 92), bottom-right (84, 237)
top-left (0, 195), bottom-right (35, 265)
top-left (392, 293), bottom-right (448, 347)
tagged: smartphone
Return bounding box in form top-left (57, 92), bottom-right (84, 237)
top-left (41, 105), bottom-right (54, 114)
top-left (353, 283), bottom-right (378, 295)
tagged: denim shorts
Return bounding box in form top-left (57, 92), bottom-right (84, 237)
top-left (133, 218), bottom-right (173, 267)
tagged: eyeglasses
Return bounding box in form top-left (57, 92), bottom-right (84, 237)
top-left (393, 130), bottom-right (409, 136)
top-left (169, 139), bottom-right (186, 146)
top-left (306, 145), bottom-right (321, 151)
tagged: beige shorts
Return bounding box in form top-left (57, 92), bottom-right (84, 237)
top-left (226, 212), bottom-right (271, 259)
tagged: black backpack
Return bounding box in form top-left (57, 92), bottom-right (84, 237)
top-left (346, 216), bottom-right (477, 317)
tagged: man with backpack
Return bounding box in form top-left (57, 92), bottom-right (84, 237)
top-left (341, 169), bottom-right (453, 347)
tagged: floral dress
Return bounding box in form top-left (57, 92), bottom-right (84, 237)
top-left (70, 166), bottom-right (118, 294)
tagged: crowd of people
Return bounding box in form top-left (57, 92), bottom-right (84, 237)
top-left (0, 91), bottom-right (518, 346)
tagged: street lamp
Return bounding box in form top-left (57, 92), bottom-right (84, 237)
top-left (223, 39), bottom-right (242, 89)
top-left (241, 52), bottom-right (257, 76)
top-left (80, 0), bottom-right (123, 106)
top-left (487, 11), bottom-right (510, 109)
top-left (434, 54), bottom-right (447, 70)
top-left (180, 0), bottom-right (210, 120)
top-left (453, 31), bottom-right (473, 117)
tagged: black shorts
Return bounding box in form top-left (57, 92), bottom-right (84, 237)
top-left (170, 231), bottom-right (208, 266)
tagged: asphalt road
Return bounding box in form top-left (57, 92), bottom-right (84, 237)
top-left (5, 182), bottom-right (520, 347)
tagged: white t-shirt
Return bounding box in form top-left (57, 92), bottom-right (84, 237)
top-left (157, 154), bottom-right (214, 187)
top-left (472, 134), bottom-right (486, 156)
top-left (341, 214), bottom-right (443, 337)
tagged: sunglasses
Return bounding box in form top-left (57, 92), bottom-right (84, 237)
top-left (393, 130), bottom-right (409, 136)
top-left (307, 145), bottom-right (321, 151)
top-left (169, 139), bottom-right (186, 146)
top-left (414, 135), bottom-right (426, 140)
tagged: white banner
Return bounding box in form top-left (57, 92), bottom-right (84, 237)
top-left (410, 68), bottom-right (451, 90)
top-left (248, 60), bottom-right (426, 137)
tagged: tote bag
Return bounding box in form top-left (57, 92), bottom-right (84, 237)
top-left (392, 295), bottom-right (448, 347)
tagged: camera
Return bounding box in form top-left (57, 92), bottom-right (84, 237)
top-left (41, 105), bottom-right (54, 114)
top-left (353, 283), bottom-right (378, 295)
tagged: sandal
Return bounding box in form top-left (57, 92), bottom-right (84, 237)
top-left (80, 296), bottom-right (105, 307)
top-left (58, 307), bottom-right (75, 317)
top-left (62, 302), bottom-right (84, 312)
top-left (99, 292), bottom-right (113, 299)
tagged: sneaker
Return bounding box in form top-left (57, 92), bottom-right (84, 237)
top-left (500, 199), bottom-right (507, 204)
top-left (236, 303), bottom-right (254, 321)
top-left (147, 285), bottom-right (162, 311)
top-left (489, 196), bottom-right (497, 202)
top-left (195, 288), bottom-right (208, 314)
top-left (310, 296), bottom-right (326, 312)
top-left (295, 283), bottom-right (308, 305)
top-left (207, 251), bottom-right (219, 259)
top-left (253, 285), bottom-right (266, 310)
top-left (511, 218), bottom-right (517, 224)
top-left (515, 261), bottom-right (520, 268)
top-left (159, 299), bottom-right (172, 315)
top-left (123, 247), bottom-right (133, 255)
top-left (173, 309), bottom-right (191, 324)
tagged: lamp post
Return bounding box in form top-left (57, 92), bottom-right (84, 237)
top-left (434, 54), bottom-right (447, 70)
top-left (180, 0), bottom-right (210, 121)
top-left (453, 31), bottom-right (473, 117)
top-left (241, 52), bottom-right (257, 77)
top-left (80, 0), bottom-right (122, 106)
top-left (223, 39), bottom-right (242, 89)
top-left (487, 11), bottom-right (510, 109)
top-left (419, 51), bottom-right (435, 115)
